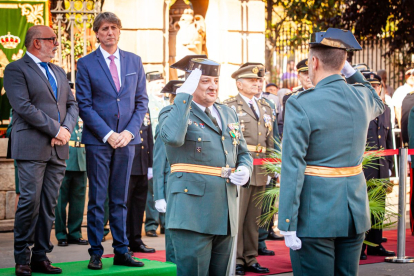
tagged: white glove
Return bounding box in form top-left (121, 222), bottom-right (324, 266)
top-left (266, 176), bottom-right (272, 185)
top-left (280, 231), bottom-right (302, 251)
top-left (176, 68), bottom-right (202, 95)
top-left (340, 60), bottom-right (356, 78)
top-left (389, 169), bottom-right (392, 177)
top-left (155, 199), bottom-right (167, 213)
top-left (229, 166), bottom-right (249, 186)
top-left (147, 167), bottom-right (153, 180)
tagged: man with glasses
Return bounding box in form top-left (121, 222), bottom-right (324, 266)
top-left (4, 25), bottom-right (78, 276)
top-left (392, 68), bottom-right (414, 128)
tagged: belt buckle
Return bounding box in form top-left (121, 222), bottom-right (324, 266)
top-left (256, 145), bottom-right (262, 153)
top-left (221, 167), bottom-right (232, 178)
top-left (75, 142), bottom-right (80, 147)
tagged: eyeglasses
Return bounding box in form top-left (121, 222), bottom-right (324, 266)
top-left (36, 37), bottom-right (58, 45)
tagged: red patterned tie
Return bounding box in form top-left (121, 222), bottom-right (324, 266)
top-left (108, 55), bottom-right (120, 92)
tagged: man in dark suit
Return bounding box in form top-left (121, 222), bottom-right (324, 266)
top-left (4, 25), bottom-right (78, 276)
top-left (76, 12), bottom-right (148, 270)
top-left (126, 110), bottom-right (155, 253)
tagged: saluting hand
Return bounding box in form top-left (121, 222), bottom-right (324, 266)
top-left (176, 68), bottom-right (202, 95)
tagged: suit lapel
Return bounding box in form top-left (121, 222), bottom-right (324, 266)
top-left (95, 50), bottom-right (118, 94)
top-left (24, 55), bottom-right (56, 100)
top-left (237, 94), bottom-right (257, 120)
top-left (119, 50), bottom-right (126, 94)
top-left (191, 102), bottom-right (220, 134)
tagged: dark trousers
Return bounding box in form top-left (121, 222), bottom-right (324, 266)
top-left (86, 144), bottom-right (135, 257)
top-left (290, 211), bottom-right (364, 276)
top-left (145, 178), bottom-right (165, 232)
top-left (127, 175), bottom-right (148, 248)
top-left (170, 229), bottom-right (233, 276)
top-left (55, 171), bottom-right (87, 241)
top-left (14, 148), bottom-right (66, 264)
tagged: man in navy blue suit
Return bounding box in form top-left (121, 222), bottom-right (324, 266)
top-left (76, 12), bottom-right (149, 270)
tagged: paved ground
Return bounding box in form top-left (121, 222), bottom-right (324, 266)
top-left (1, 227), bottom-right (414, 275)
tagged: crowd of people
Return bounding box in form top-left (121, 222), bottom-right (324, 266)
top-left (4, 10), bottom-right (413, 276)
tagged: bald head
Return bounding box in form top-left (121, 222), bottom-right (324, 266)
top-left (25, 25), bottom-right (50, 49)
top-left (25, 25), bottom-right (58, 62)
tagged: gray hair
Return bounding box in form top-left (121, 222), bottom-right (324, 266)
top-left (309, 47), bottom-right (347, 72)
top-left (93, 12), bottom-right (122, 33)
top-left (24, 25), bottom-right (43, 49)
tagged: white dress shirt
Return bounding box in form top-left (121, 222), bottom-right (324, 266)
top-left (193, 101), bottom-right (222, 130)
top-left (240, 93), bottom-right (259, 118)
top-left (100, 47), bottom-right (134, 143)
top-left (392, 83), bottom-right (414, 108)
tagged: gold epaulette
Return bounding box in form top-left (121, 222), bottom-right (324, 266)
top-left (259, 98), bottom-right (270, 107)
top-left (296, 87), bottom-right (315, 98)
top-left (222, 96), bottom-right (237, 104)
top-left (408, 90), bottom-right (414, 95)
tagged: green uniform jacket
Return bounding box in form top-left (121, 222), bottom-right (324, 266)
top-left (158, 93), bottom-right (253, 237)
top-left (66, 119), bottom-right (86, 172)
top-left (278, 71), bottom-right (385, 237)
top-left (153, 125), bottom-right (170, 201)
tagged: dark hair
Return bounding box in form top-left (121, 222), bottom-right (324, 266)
top-left (309, 47), bottom-right (347, 71)
top-left (24, 25), bottom-right (43, 49)
top-left (93, 12), bottom-right (122, 33)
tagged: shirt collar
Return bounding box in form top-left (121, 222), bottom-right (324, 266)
top-left (100, 46), bottom-right (120, 60)
top-left (26, 51), bottom-right (43, 64)
top-left (193, 101), bottom-right (214, 113)
top-left (239, 93), bottom-right (255, 105)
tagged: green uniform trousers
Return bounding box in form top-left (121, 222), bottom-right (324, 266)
top-left (165, 228), bottom-right (175, 263)
top-left (55, 171), bottom-right (87, 240)
top-left (145, 178), bottom-right (165, 232)
top-left (290, 211), bottom-right (364, 276)
top-left (237, 185), bottom-right (265, 266)
top-left (170, 229), bottom-right (233, 276)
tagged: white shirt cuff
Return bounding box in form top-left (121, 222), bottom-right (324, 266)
top-left (103, 130), bottom-right (114, 143)
top-left (125, 130), bottom-right (135, 139)
top-left (55, 128), bottom-right (60, 138)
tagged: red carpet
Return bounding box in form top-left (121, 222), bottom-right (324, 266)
top-left (103, 229), bottom-right (414, 275)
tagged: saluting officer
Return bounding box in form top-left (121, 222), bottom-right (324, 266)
top-left (158, 56), bottom-right (253, 276)
top-left (224, 63), bottom-right (274, 275)
top-left (278, 29), bottom-right (384, 275)
top-left (282, 59), bottom-right (313, 126)
top-left (360, 72), bottom-right (395, 260)
top-left (126, 109), bottom-right (156, 253)
top-left (153, 80), bottom-right (183, 263)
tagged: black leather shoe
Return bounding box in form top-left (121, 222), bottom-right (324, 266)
top-left (15, 264), bottom-right (31, 276)
top-left (161, 228), bottom-right (165, 234)
top-left (130, 244), bottom-right (156, 253)
top-left (31, 260), bottom-right (62, 274)
top-left (258, 247), bottom-right (275, 256)
top-left (57, 240), bottom-right (68, 246)
top-left (246, 263), bottom-right (269, 273)
top-left (146, 230), bottom-right (158, 237)
top-left (113, 253), bottom-right (144, 267)
top-left (360, 251), bottom-right (367, 260)
top-left (88, 255), bottom-right (102, 270)
top-left (267, 231), bottom-right (284, 240)
top-left (68, 238), bottom-right (89, 245)
top-left (382, 237), bottom-right (388, 243)
top-left (367, 245), bottom-right (395, 256)
top-left (235, 264), bottom-right (245, 275)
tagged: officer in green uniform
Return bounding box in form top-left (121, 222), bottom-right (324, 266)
top-left (153, 80), bottom-right (183, 263)
top-left (278, 29), bottom-right (385, 276)
top-left (55, 117), bottom-right (89, 246)
top-left (158, 56), bottom-right (253, 275)
top-left (224, 63), bottom-right (273, 275)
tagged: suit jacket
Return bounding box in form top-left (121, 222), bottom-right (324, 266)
top-left (131, 110), bottom-right (154, 175)
top-left (278, 71), bottom-right (385, 238)
top-left (4, 54), bottom-right (78, 161)
top-left (76, 48), bottom-right (148, 145)
top-left (153, 125), bottom-right (170, 201)
top-left (364, 105), bottom-right (393, 179)
top-left (401, 92), bottom-right (414, 146)
top-left (158, 93), bottom-right (253, 237)
top-left (66, 118), bottom-right (86, 171)
top-left (223, 94), bottom-right (274, 186)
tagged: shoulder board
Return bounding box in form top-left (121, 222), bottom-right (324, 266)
top-left (222, 97), bottom-right (237, 104)
top-left (285, 91), bottom-right (293, 96)
top-left (259, 98), bottom-right (270, 106)
top-left (351, 83), bottom-right (365, 87)
top-left (295, 87), bottom-right (315, 98)
top-left (408, 91), bottom-right (414, 95)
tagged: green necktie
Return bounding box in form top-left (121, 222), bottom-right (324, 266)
top-left (205, 107), bottom-right (220, 130)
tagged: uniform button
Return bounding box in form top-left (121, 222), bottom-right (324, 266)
top-left (77, 137), bottom-right (80, 140)
top-left (378, 135), bottom-right (381, 139)
top-left (184, 189), bottom-right (188, 193)
top-left (222, 136), bottom-right (225, 140)
top-left (117, 98), bottom-right (120, 101)
top-left (183, 100), bottom-right (186, 104)
top-left (387, 127), bottom-right (389, 130)
top-left (286, 219), bottom-right (290, 223)
top-left (241, 120), bottom-right (244, 123)
top-left (225, 150), bottom-right (228, 155)
top-left (142, 146), bottom-right (144, 149)
top-left (140, 130), bottom-right (143, 134)
top-left (258, 122), bottom-right (261, 125)
top-left (198, 138), bottom-right (202, 141)
top-left (141, 138), bottom-right (144, 142)
top-left (258, 143), bottom-right (261, 146)
top-left (378, 127), bottom-right (380, 130)
top-left (226, 179), bottom-right (229, 183)
top-left (256, 153), bottom-right (259, 156)
top-left (259, 132), bottom-right (262, 135)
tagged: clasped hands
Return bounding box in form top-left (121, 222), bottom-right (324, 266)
top-left (107, 131), bottom-right (133, 149)
top-left (51, 126), bottom-right (71, 147)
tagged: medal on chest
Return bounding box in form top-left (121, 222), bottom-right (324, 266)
top-left (143, 113), bottom-right (151, 126)
top-left (228, 122), bottom-right (241, 146)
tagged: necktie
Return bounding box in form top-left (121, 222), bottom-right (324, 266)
top-left (108, 55), bottom-right (120, 92)
top-left (249, 100), bottom-right (259, 121)
top-left (205, 107), bottom-right (220, 130)
top-left (39, 62), bottom-right (60, 122)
